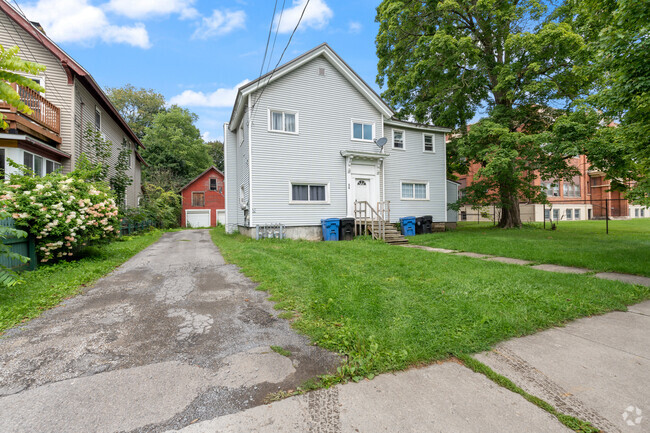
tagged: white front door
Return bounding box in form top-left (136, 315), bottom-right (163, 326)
top-left (355, 178), bottom-right (371, 203)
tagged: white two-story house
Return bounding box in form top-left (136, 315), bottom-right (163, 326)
top-left (224, 43), bottom-right (455, 240)
top-left (0, 1), bottom-right (145, 207)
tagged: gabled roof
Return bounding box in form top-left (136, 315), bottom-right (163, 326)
top-left (0, 0), bottom-right (144, 149)
top-left (228, 43), bottom-right (394, 131)
top-left (179, 166), bottom-right (224, 192)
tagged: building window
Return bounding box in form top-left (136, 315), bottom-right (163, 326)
top-left (460, 211), bottom-right (467, 221)
top-left (642, 209), bottom-right (646, 217)
top-left (543, 181), bottom-right (560, 197)
top-left (95, 108), bottom-right (101, 131)
top-left (401, 182), bottom-right (428, 200)
top-left (269, 110), bottom-right (297, 133)
top-left (192, 192), bottom-right (205, 207)
top-left (393, 130), bottom-right (404, 149)
top-left (352, 121), bottom-right (374, 141)
top-left (291, 183), bottom-right (327, 202)
top-left (553, 209), bottom-right (559, 220)
top-left (210, 178), bottom-right (218, 191)
top-left (566, 209), bottom-right (573, 220)
top-left (423, 134), bottom-right (434, 152)
top-left (574, 209), bottom-right (581, 220)
top-left (544, 209), bottom-right (550, 220)
top-left (563, 177), bottom-right (581, 197)
top-left (635, 208), bottom-right (640, 217)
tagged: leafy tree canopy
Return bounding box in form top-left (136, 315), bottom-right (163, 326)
top-left (0, 45), bottom-right (45, 128)
top-left (141, 106), bottom-right (212, 189)
top-left (376, 0), bottom-right (594, 227)
top-left (106, 84), bottom-right (166, 141)
top-left (206, 140), bottom-right (224, 172)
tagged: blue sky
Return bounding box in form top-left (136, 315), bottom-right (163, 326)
top-left (18, 0), bottom-right (385, 141)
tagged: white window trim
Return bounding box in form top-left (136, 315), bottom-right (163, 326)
top-left (288, 181), bottom-right (330, 205)
top-left (350, 119), bottom-right (375, 143)
top-left (392, 129), bottom-right (405, 150)
top-left (23, 150), bottom-right (60, 177)
top-left (422, 133), bottom-right (435, 153)
top-left (268, 108), bottom-right (299, 135)
top-left (400, 180), bottom-right (430, 201)
top-left (95, 107), bottom-right (102, 131)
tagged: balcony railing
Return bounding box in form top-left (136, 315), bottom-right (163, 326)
top-left (0, 83), bottom-right (60, 135)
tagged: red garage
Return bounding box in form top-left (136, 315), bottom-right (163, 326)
top-left (180, 166), bottom-right (225, 228)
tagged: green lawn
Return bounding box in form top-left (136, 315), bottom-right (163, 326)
top-left (212, 227), bottom-right (649, 379)
top-left (0, 230), bottom-right (163, 333)
top-left (411, 219), bottom-right (650, 277)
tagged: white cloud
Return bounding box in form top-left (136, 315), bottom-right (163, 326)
top-left (105, 0), bottom-right (199, 20)
top-left (348, 21), bottom-right (362, 34)
top-left (275, 0), bottom-right (333, 34)
top-left (21, 0), bottom-right (150, 48)
top-left (192, 9), bottom-right (246, 39)
top-left (169, 80), bottom-right (250, 108)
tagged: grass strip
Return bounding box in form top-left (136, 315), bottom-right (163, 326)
top-left (0, 230), bottom-right (163, 334)
top-left (458, 354), bottom-right (600, 433)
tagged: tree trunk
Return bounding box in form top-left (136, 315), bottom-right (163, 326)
top-left (498, 192), bottom-right (522, 228)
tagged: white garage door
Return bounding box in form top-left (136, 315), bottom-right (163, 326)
top-left (216, 210), bottom-right (225, 225)
top-left (186, 210), bottom-right (210, 228)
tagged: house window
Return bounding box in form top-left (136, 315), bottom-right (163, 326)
top-left (553, 209), bottom-right (559, 220)
top-left (210, 178), bottom-right (218, 191)
top-left (291, 183), bottom-right (327, 202)
top-left (352, 121), bottom-right (373, 141)
top-left (95, 108), bottom-right (101, 131)
top-left (393, 130), bottom-right (404, 149)
top-left (192, 192), bottom-right (205, 207)
top-left (269, 110), bottom-right (297, 133)
top-left (401, 182), bottom-right (428, 200)
top-left (566, 209), bottom-right (573, 220)
top-left (574, 209), bottom-right (581, 220)
top-left (423, 134), bottom-right (435, 152)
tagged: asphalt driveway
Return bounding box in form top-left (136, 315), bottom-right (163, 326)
top-left (0, 230), bottom-right (340, 433)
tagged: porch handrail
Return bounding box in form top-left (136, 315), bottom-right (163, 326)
top-left (354, 200), bottom-right (391, 240)
top-left (0, 83), bottom-right (60, 134)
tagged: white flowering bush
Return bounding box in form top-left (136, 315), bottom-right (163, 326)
top-left (0, 172), bottom-right (119, 262)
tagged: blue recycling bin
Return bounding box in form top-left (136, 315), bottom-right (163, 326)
top-left (321, 218), bottom-right (340, 241)
top-left (400, 216), bottom-right (416, 236)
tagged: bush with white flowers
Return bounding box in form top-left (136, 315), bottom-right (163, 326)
top-left (0, 172), bottom-right (120, 262)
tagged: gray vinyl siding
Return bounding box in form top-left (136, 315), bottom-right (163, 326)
top-left (0, 11), bottom-right (74, 160)
top-left (74, 81), bottom-right (141, 207)
top-left (384, 126), bottom-right (447, 222)
top-left (249, 55), bottom-right (383, 226)
top-left (446, 181), bottom-right (459, 222)
top-left (235, 105), bottom-right (250, 226)
top-left (224, 124), bottom-right (238, 232)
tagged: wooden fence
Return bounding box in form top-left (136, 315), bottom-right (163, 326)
top-left (0, 218), bottom-right (37, 271)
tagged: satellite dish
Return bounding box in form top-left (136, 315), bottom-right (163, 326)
top-left (374, 137), bottom-right (388, 148)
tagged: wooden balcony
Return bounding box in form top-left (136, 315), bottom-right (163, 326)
top-left (0, 83), bottom-right (61, 144)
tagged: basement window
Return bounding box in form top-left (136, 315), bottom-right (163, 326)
top-left (291, 183), bottom-right (327, 203)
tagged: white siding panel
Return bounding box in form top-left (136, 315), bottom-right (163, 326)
top-left (224, 124), bottom-right (238, 232)
top-left (249, 56), bottom-right (383, 226)
top-left (384, 125), bottom-right (447, 222)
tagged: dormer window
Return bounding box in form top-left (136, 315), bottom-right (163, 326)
top-left (269, 109), bottom-right (298, 134)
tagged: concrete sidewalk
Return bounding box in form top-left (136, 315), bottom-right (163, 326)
top-left (166, 301), bottom-right (650, 433)
top-left (401, 244), bottom-right (650, 287)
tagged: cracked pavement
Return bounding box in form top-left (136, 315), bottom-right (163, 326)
top-left (0, 230), bottom-right (340, 433)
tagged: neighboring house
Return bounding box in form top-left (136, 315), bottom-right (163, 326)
top-left (456, 150), bottom-right (648, 222)
top-left (0, 1), bottom-right (145, 207)
top-left (180, 166), bottom-right (225, 228)
top-left (224, 43), bottom-right (453, 240)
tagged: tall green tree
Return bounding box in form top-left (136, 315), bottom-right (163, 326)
top-left (0, 45), bottom-right (45, 129)
top-left (376, 0), bottom-right (593, 227)
top-left (560, 0), bottom-right (649, 205)
top-left (206, 140), bottom-right (224, 172)
top-left (106, 84), bottom-right (166, 140)
top-left (141, 106), bottom-right (212, 189)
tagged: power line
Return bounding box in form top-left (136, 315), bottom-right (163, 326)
top-left (251, 0), bottom-right (311, 115)
top-left (265, 0), bottom-right (286, 75)
top-left (253, 0), bottom-right (278, 96)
